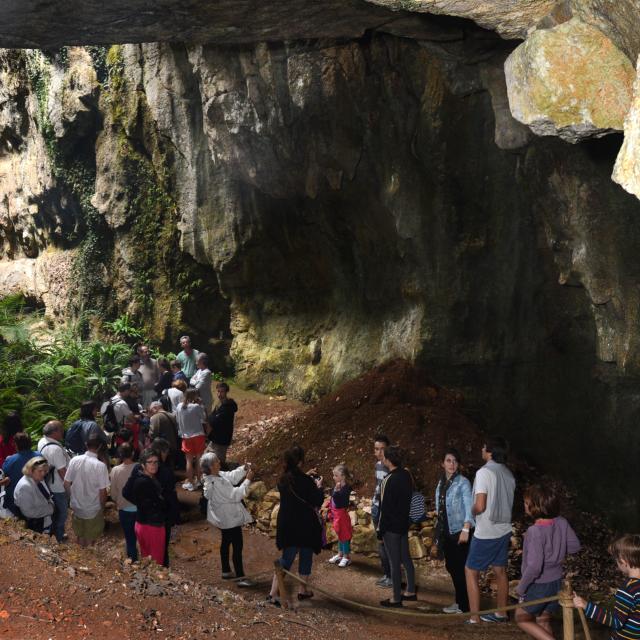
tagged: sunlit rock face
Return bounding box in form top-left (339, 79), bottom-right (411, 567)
top-left (505, 18), bottom-right (635, 143)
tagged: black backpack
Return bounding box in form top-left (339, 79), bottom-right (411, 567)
top-left (102, 400), bottom-right (119, 433)
top-left (39, 441), bottom-right (68, 487)
top-left (65, 420), bottom-right (87, 454)
top-left (159, 393), bottom-right (172, 413)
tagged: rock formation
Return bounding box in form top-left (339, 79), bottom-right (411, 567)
top-left (1, 6), bottom-right (640, 524)
top-left (505, 18), bottom-right (635, 143)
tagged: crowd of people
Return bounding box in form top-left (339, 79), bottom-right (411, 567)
top-left (0, 335), bottom-right (238, 568)
top-left (0, 335), bottom-right (639, 638)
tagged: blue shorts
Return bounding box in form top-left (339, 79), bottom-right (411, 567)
top-left (465, 532), bottom-right (511, 571)
top-left (522, 579), bottom-right (561, 616)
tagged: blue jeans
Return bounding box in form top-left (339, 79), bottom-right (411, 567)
top-left (338, 540), bottom-right (351, 555)
top-left (119, 510), bottom-right (138, 561)
top-left (279, 547), bottom-right (313, 576)
top-left (52, 492), bottom-right (68, 542)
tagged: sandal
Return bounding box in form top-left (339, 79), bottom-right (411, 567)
top-left (297, 591), bottom-right (314, 600)
top-left (265, 595), bottom-right (281, 607)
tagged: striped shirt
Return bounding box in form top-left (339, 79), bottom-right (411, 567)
top-left (585, 578), bottom-right (640, 639)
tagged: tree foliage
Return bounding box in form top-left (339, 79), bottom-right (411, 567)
top-left (0, 296), bottom-right (138, 439)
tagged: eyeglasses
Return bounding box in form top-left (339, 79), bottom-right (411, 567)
top-left (33, 460), bottom-right (48, 467)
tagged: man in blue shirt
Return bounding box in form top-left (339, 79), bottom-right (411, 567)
top-left (1, 432), bottom-right (37, 516)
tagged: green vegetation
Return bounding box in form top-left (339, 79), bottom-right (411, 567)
top-left (0, 296), bottom-right (225, 439)
top-left (0, 296), bottom-right (134, 439)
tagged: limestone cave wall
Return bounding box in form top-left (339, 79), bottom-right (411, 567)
top-left (1, 14), bottom-right (639, 523)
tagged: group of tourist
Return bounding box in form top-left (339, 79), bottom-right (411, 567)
top-left (262, 436), bottom-right (640, 640)
top-left (1, 334), bottom-right (639, 638)
top-left (0, 335), bottom-right (238, 568)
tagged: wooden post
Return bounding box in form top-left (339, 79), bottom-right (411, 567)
top-left (274, 560), bottom-right (288, 609)
top-left (560, 579), bottom-right (575, 640)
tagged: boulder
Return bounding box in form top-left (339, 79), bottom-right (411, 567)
top-left (351, 525), bottom-right (378, 554)
top-left (408, 535), bottom-right (426, 559)
top-left (505, 18), bottom-right (635, 143)
top-left (613, 56), bottom-right (640, 201)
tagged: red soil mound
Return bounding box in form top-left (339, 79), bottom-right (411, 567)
top-left (246, 359), bottom-right (486, 499)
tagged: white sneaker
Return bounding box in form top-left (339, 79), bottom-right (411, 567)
top-left (182, 481), bottom-right (194, 491)
top-left (443, 603), bottom-right (462, 614)
top-left (328, 554), bottom-right (342, 564)
top-left (338, 557), bottom-right (351, 568)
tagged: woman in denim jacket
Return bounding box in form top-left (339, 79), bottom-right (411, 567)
top-left (434, 448), bottom-right (474, 614)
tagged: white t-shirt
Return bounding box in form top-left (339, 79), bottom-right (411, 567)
top-left (167, 387), bottom-right (184, 412)
top-left (65, 451), bottom-right (109, 519)
top-left (472, 461), bottom-right (515, 539)
top-left (37, 437), bottom-right (70, 493)
top-left (176, 403), bottom-right (206, 439)
top-left (110, 394), bottom-right (133, 425)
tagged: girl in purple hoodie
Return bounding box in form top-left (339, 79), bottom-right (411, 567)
top-left (515, 484), bottom-right (581, 639)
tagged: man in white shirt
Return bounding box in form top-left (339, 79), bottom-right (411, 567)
top-left (465, 437), bottom-right (515, 623)
top-left (64, 436), bottom-right (109, 547)
top-left (37, 420), bottom-right (70, 542)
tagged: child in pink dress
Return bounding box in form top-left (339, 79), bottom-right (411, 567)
top-left (327, 465), bottom-right (353, 568)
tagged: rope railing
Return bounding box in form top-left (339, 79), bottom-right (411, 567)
top-left (274, 562), bottom-right (592, 639)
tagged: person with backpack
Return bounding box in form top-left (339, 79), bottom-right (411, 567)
top-left (103, 383), bottom-right (135, 433)
top-left (121, 356), bottom-right (144, 393)
top-left (37, 420), bottom-right (70, 542)
top-left (376, 445), bottom-right (416, 608)
top-left (65, 401), bottom-right (108, 456)
top-left (1, 432), bottom-right (37, 517)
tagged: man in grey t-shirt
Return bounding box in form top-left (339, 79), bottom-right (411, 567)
top-left (464, 437), bottom-right (515, 623)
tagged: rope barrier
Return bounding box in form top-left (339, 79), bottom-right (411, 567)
top-left (279, 565), bottom-right (560, 619)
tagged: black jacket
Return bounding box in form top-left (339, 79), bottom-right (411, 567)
top-left (276, 469), bottom-right (324, 553)
top-left (154, 371), bottom-right (173, 396)
top-left (122, 465), bottom-right (167, 527)
top-left (378, 468), bottom-right (413, 536)
top-left (207, 399), bottom-right (238, 446)
top-left (156, 462), bottom-right (180, 527)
